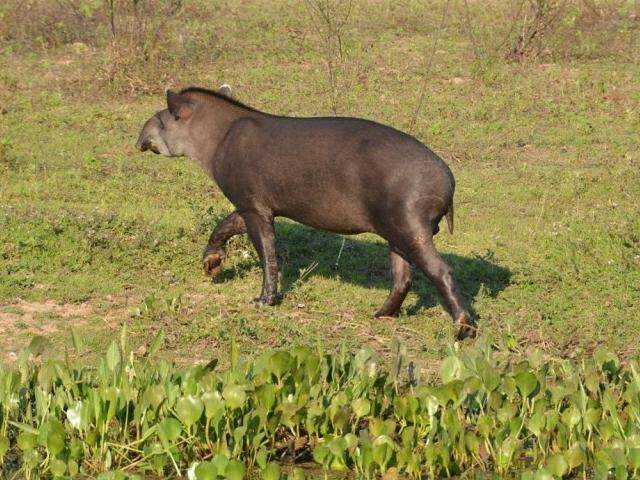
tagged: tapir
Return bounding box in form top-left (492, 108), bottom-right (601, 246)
top-left (136, 85), bottom-right (474, 339)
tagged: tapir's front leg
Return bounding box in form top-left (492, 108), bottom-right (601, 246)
top-left (241, 211), bottom-right (280, 306)
top-left (203, 210), bottom-right (246, 277)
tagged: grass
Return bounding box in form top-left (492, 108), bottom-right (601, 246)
top-left (0, 0), bottom-right (639, 377)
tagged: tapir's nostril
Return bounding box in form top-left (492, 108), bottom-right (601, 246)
top-left (138, 139), bottom-right (150, 152)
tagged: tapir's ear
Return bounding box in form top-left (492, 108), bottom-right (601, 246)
top-left (218, 84), bottom-right (233, 98)
top-left (166, 90), bottom-right (194, 120)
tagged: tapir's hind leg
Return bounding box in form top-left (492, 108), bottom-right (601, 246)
top-left (406, 231), bottom-right (474, 340)
top-left (203, 210), bottom-right (246, 277)
top-left (375, 247), bottom-right (412, 318)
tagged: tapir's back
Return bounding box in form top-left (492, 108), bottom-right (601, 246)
top-left (213, 115), bottom-right (455, 235)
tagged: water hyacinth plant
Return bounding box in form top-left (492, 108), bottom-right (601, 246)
top-left (1, 329), bottom-right (640, 479)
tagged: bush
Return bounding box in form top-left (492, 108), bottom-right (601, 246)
top-left (1, 330), bottom-right (640, 478)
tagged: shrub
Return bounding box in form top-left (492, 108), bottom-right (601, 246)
top-left (1, 330), bottom-right (640, 478)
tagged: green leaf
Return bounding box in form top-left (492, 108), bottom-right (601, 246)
top-left (546, 453), bottom-right (569, 477)
top-left (288, 468), bottom-right (305, 480)
top-left (261, 462), bottom-right (281, 480)
top-left (158, 417), bottom-right (182, 444)
top-left (195, 461), bottom-right (218, 480)
top-left (176, 395), bottom-right (204, 427)
top-left (352, 398), bottom-right (371, 418)
top-left (255, 383), bottom-right (276, 411)
top-left (566, 444), bottom-right (586, 470)
top-left (440, 355), bottom-right (463, 382)
top-left (561, 406), bottom-right (581, 429)
top-left (203, 391), bottom-right (225, 420)
top-left (50, 457), bottom-right (67, 477)
top-left (629, 448), bottom-right (640, 470)
top-left (514, 371), bottom-right (538, 399)
top-left (223, 384), bottom-right (247, 410)
top-left (0, 436), bottom-right (8, 460)
top-left (313, 444), bottom-right (330, 464)
top-left (533, 469), bottom-right (554, 480)
top-left (148, 330), bottom-right (165, 358)
top-left (18, 432), bottom-right (38, 450)
top-left (528, 412), bottom-right (546, 436)
top-left (106, 340), bottom-right (120, 372)
top-left (45, 419), bottom-right (66, 456)
top-left (68, 459), bottom-right (79, 477)
top-left (70, 328), bottom-right (84, 355)
top-left (211, 454), bottom-right (230, 473)
top-left (268, 351), bottom-right (293, 379)
top-left (225, 459), bottom-right (246, 480)
top-left (372, 435), bottom-right (395, 470)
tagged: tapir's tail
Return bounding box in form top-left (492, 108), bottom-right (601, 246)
top-left (445, 204), bottom-right (454, 234)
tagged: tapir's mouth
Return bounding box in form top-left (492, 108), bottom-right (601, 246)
top-left (137, 139), bottom-right (160, 154)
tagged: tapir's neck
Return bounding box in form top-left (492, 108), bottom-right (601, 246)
top-left (186, 99), bottom-right (262, 174)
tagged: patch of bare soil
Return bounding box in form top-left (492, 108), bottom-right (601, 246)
top-left (0, 299), bottom-right (93, 363)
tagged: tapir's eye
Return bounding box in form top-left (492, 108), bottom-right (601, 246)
top-left (173, 114), bottom-right (180, 121)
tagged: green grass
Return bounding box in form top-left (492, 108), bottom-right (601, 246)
top-left (0, 0), bottom-right (639, 373)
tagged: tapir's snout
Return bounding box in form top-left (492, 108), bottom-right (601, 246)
top-left (136, 115), bottom-right (167, 155)
top-left (136, 138), bottom-right (150, 152)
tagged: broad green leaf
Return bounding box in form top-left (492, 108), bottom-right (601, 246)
top-left (352, 398), bottom-right (371, 417)
top-left (288, 468), bottom-right (305, 480)
top-left (269, 351), bottom-right (293, 379)
top-left (313, 443), bottom-right (330, 464)
top-left (566, 444), bottom-right (586, 469)
top-left (158, 417), bottom-right (182, 444)
top-left (45, 419), bottom-right (66, 456)
top-left (50, 457), bottom-right (67, 477)
top-left (629, 448), bottom-right (640, 470)
top-left (203, 391), bottom-right (225, 419)
top-left (223, 384), bottom-right (247, 410)
top-left (225, 459), bottom-right (246, 480)
top-left (211, 454), bottom-right (230, 473)
top-left (68, 459), bottom-right (79, 477)
top-left (533, 469), bottom-right (554, 480)
top-left (18, 432), bottom-right (38, 450)
top-left (0, 436), bottom-right (8, 460)
top-left (440, 355), bottom-right (463, 383)
top-left (514, 371), bottom-right (538, 399)
top-left (546, 453), bottom-right (569, 477)
top-left (261, 462), bottom-right (281, 480)
top-left (23, 448), bottom-right (41, 468)
top-left (176, 395), bottom-right (204, 427)
top-left (195, 461), bottom-right (218, 480)
top-left (528, 412), bottom-right (545, 436)
top-left (255, 383), bottom-right (276, 411)
top-left (562, 406), bottom-right (581, 429)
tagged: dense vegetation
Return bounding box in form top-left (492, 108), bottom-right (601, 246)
top-left (1, 332), bottom-right (640, 478)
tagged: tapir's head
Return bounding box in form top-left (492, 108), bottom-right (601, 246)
top-left (135, 84), bottom-right (233, 157)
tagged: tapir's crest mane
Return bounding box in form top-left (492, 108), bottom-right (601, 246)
top-left (179, 86), bottom-right (261, 113)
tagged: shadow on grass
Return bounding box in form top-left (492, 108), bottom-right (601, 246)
top-left (215, 221), bottom-right (511, 319)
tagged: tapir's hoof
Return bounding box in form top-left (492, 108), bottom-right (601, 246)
top-left (203, 252), bottom-right (223, 277)
top-left (252, 293), bottom-right (281, 306)
top-left (455, 313), bottom-right (476, 341)
top-left (374, 308), bottom-right (399, 318)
